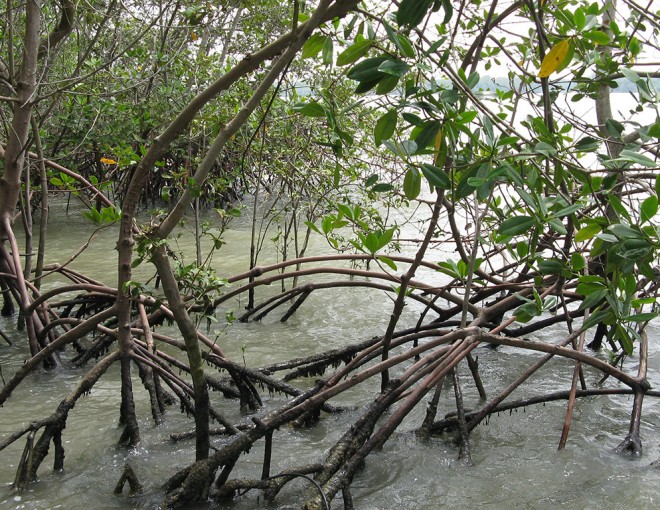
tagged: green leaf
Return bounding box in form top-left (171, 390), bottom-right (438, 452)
top-left (533, 141), bottom-right (557, 157)
top-left (293, 102), bottom-right (326, 117)
top-left (648, 121), bottom-right (660, 138)
top-left (396, 0), bottom-right (434, 27)
top-left (437, 260), bottom-right (460, 279)
top-left (584, 30), bottom-right (610, 45)
top-left (575, 223), bottom-right (601, 242)
top-left (413, 121), bottom-right (441, 152)
top-left (456, 111), bottom-right (478, 124)
top-left (439, 0), bottom-right (453, 24)
top-left (465, 71), bottom-right (480, 89)
top-left (571, 252), bottom-right (586, 271)
top-left (608, 223), bottom-right (643, 240)
top-left (615, 324), bottom-right (634, 354)
top-left (574, 8), bottom-right (586, 31)
top-left (497, 136), bottom-right (520, 147)
top-left (365, 174), bottom-right (378, 187)
top-left (552, 202), bottom-right (583, 218)
top-left (575, 136), bottom-right (600, 152)
top-left (378, 255), bottom-right (398, 271)
top-left (581, 309), bottom-right (612, 331)
top-left (371, 183), bottom-right (395, 192)
top-left (577, 289), bottom-right (607, 312)
top-left (620, 67), bottom-right (642, 84)
top-left (615, 238), bottom-right (653, 260)
top-left (514, 301), bottom-right (540, 323)
top-left (420, 163), bottom-right (450, 190)
top-left (322, 36), bottom-right (334, 65)
top-left (538, 259), bottom-right (564, 275)
top-left (619, 149), bottom-right (656, 167)
top-left (302, 34), bottom-right (327, 59)
top-left (384, 139), bottom-right (417, 159)
top-left (346, 56), bottom-right (388, 82)
top-left (623, 313), bottom-right (658, 323)
top-left (336, 39), bottom-right (374, 66)
top-left (640, 195), bottom-right (658, 224)
top-left (548, 218), bottom-right (567, 235)
top-left (403, 167), bottom-right (422, 200)
top-left (304, 221), bottom-right (322, 235)
top-left (605, 118), bottom-right (625, 139)
top-left (396, 34), bottom-right (416, 58)
top-left (383, 22), bottom-right (414, 58)
top-left (499, 216), bottom-right (535, 236)
top-left (606, 194), bottom-right (632, 222)
top-left (375, 74), bottom-right (400, 95)
top-left (594, 233), bottom-right (618, 243)
top-left (355, 78), bottom-right (382, 94)
top-left (378, 59), bottom-right (410, 77)
top-left (374, 109), bottom-right (398, 146)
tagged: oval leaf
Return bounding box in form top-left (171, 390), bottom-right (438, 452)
top-left (346, 56), bottom-right (388, 82)
top-left (585, 30), bottom-right (610, 45)
top-left (294, 102), bottom-right (326, 117)
top-left (641, 195), bottom-right (658, 224)
top-left (374, 109), bottom-right (398, 146)
top-left (302, 34), bottom-right (326, 59)
top-left (538, 39), bottom-right (571, 78)
top-left (499, 216), bottom-right (535, 236)
top-left (336, 39), bottom-right (374, 66)
top-left (575, 223), bottom-right (601, 242)
top-left (420, 163), bottom-right (450, 190)
top-left (396, 0), bottom-right (434, 27)
top-left (403, 167), bottom-right (421, 200)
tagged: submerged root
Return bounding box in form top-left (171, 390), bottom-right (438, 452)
top-left (12, 431), bottom-right (36, 491)
top-left (114, 462), bottom-right (143, 496)
top-left (2, 350), bottom-right (120, 486)
top-left (616, 433), bottom-right (643, 457)
top-left (212, 466), bottom-right (325, 503)
top-left (162, 458), bottom-right (218, 508)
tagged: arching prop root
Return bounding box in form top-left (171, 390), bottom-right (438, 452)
top-left (1, 350), bottom-right (120, 483)
top-left (162, 328), bottom-right (477, 508)
top-left (114, 463), bottom-right (143, 496)
top-left (213, 464), bottom-right (324, 502)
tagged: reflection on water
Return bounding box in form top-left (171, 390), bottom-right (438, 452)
top-left (1, 200), bottom-right (660, 509)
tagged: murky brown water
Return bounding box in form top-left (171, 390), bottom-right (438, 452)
top-left (2, 199), bottom-right (660, 509)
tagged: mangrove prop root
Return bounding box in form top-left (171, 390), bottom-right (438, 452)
top-left (452, 368), bottom-right (472, 464)
top-left (342, 482), bottom-right (354, 510)
top-left (617, 329), bottom-right (649, 457)
top-left (13, 431), bottom-right (35, 491)
top-left (431, 388), bottom-right (660, 434)
top-left (170, 423), bottom-right (253, 443)
top-left (213, 466), bottom-right (327, 505)
top-left (467, 353), bottom-right (486, 399)
top-left (114, 463), bottom-right (143, 496)
top-left (417, 378), bottom-right (443, 438)
top-left (2, 350), bottom-right (120, 485)
top-left (616, 433), bottom-right (643, 457)
top-left (118, 356), bottom-right (141, 447)
top-left (213, 455), bottom-right (238, 492)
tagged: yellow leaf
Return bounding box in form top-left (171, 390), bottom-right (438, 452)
top-left (538, 39), bottom-right (570, 78)
top-left (433, 128), bottom-right (444, 166)
top-left (100, 157), bottom-right (117, 165)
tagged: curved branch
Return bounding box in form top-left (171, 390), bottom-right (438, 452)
top-left (38, 0), bottom-right (76, 60)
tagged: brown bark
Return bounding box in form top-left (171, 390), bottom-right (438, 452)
top-left (151, 247), bottom-right (210, 460)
